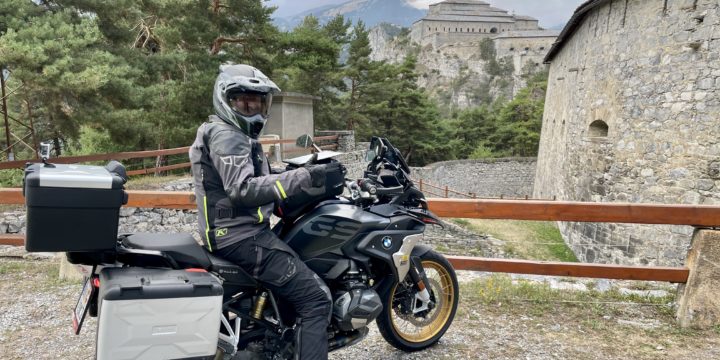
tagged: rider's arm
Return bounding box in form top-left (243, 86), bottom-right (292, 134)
top-left (206, 129), bottom-right (315, 208)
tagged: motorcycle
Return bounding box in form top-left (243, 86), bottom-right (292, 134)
top-left (24, 136), bottom-right (459, 359)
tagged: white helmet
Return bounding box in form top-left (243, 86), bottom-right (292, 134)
top-left (213, 64), bottom-right (280, 138)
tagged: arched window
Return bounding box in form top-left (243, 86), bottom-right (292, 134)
top-left (509, 47), bottom-right (515, 51)
top-left (490, 27), bottom-right (497, 33)
top-left (428, 27), bottom-right (431, 31)
top-left (588, 120), bottom-right (609, 137)
top-left (455, 28), bottom-right (458, 32)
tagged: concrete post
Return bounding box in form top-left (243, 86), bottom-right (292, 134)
top-left (59, 255), bottom-right (84, 281)
top-left (676, 229), bottom-right (720, 329)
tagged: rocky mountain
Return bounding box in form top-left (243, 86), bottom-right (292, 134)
top-left (275, 0), bottom-right (427, 29)
top-left (369, 24), bottom-right (519, 110)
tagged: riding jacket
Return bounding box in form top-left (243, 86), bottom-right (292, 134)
top-left (189, 116), bottom-right (317, 251)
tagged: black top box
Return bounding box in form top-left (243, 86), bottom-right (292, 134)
top-left (24, 163), bottom-right (127, 252)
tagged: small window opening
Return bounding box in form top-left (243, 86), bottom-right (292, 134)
top-left (588, 120), bottom-right (609, 137)
top-left (490, 27), bottom-right (497, 33)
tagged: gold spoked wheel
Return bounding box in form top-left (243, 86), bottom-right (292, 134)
top-left (376, 249), bottom-right (459, 351)
top-left (390, 260), bottom-right (455, 342)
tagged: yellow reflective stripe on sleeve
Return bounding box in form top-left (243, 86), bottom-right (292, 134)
top-left (275, 180), bottom-right (288, 199)
top-left (257, 206), bottom-right (264, 223)
top-left (203, 196), bottom-right (213, 252)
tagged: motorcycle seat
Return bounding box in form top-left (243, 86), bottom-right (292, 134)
top-left (123, 233), bottom-right (212, 269)
top-left (122, 233), bottom-right (257, 286)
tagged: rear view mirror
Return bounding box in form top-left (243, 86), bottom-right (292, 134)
top-left (367, 137), bottom-right (385, 161)
top-left (296, 134), bottom-right (314, 149)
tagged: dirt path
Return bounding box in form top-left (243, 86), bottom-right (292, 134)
top-left (1, 255), bottom-right (718, 360)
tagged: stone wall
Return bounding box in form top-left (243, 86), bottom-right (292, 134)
top-left (494, 36), bottom-right (556, 76)
top-left (535, 0), bottom-right (720, 266)
top-left (411, 158), bottom-right (537, 198)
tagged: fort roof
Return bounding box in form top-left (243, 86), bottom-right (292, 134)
top-left (420, 0), bottom-right (540, 25)
top-left (422, 15), bottom-right (515, 23)
top-left (433, 0), bottom-right (491, 5)
top-left (494, 29), bottom-right (561, 39)
top-left (544, 0), bottom-right (605, 63)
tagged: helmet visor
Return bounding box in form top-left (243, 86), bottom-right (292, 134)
top-left (228, 91), bottom-right (272, 117)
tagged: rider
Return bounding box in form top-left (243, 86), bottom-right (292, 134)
top-left (189, 63), bottom-right (344, 359)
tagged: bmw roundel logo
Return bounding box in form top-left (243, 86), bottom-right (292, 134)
top-left (381, 236), bottom-right (393, 249)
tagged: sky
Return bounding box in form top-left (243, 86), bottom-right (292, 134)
top-left (266, 0), bottom-right (587, 28)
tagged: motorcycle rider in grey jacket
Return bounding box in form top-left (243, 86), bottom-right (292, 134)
top-left (189, 64), bottom-right (344, 359)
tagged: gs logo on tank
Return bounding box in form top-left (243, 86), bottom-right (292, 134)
top-left (301, 217), bottom-right (361, 241)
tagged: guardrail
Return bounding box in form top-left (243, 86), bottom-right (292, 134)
top-left (2, 189), bottom-right (719, 284)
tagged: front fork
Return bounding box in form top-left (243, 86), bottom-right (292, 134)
top-left (408, 256), bottom-right (433, 313)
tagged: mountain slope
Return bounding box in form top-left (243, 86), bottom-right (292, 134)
top-left (277, 0), bottom-right (427, 28)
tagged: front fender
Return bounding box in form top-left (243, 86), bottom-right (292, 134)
top-left (411, 244), bottom-right (433, 258)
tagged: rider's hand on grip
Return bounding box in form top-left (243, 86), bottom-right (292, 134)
top-left (307, 161), bottom-right (343, 188)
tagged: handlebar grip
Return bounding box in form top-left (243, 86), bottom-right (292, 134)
top-left (359, 180), bottom-right (377, 195)
top-left (375, 186), bottom-right (403, 196)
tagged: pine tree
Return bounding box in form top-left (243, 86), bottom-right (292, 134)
top-left (0, 1), bottom-right (133, 156)
top-left (342, 21), bottom-right (373, 131)
top-left (273, 15), bottom-right (350, 130)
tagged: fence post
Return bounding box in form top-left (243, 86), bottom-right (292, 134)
top-left (445, 186), bottom-right (449, 198)
top-left (676, 228), bottom-right (720, 329)
top-left (419, 179), bottom-right (423, 192)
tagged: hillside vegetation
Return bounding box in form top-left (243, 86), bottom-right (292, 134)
top-left (0, 1), bottom-right (545, 166)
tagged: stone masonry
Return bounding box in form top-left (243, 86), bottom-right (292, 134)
top-left (535, 0), bottom-right (720, 266)
top-left (412, 158), bottom-right (537, 199)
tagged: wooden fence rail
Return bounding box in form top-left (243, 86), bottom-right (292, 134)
top-left (2, 189), bottom-right (719, 225)
top-left (2, 189), bottom-right (719, 283)
top-left (0, 135), bottom-right (340, 170)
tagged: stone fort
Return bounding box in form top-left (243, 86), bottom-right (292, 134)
top-left (535, 0), bottom-right (720, 266)
top-left (409, 0), bottom-right (559, 76)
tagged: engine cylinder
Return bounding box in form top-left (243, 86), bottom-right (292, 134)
top-left (332, 288), bottom-right (383, 332)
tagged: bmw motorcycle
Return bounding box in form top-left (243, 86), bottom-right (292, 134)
top-left (43, 136), bottom-right (459, 359)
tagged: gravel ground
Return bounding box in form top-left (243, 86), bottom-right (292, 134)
top-left (2, 251), bottom-right (719, 360)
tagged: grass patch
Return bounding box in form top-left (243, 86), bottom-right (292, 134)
top-left (454, 219), bottom-right (578, 262)
top-left (462, 274), bottom-right (674, 312)
top-left (0, 260), bottom-right (79, 287)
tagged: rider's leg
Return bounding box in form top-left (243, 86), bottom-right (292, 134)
top-left (216, 230), bottom-right (332, 360)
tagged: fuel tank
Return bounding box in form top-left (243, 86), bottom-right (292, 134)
top-left (284, 202), bottom-right (391, 260)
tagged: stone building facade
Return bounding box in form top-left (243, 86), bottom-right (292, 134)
top-left (410, 0), bottom-right (541, 49)
top-left (535, 0), bottom-right (720, 266)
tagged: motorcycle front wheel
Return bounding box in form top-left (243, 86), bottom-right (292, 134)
top-left (376, 249), bottom-right (459, 351)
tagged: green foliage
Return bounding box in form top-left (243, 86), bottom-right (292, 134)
top-left (64, 125), bottom-right (131, 156)
top-left (0, 2), bottom-right (547, 168)
top-left (478, 38), bottom-right (496, 61)
top-left (447, 70), bottom-right (548, 159)
top-left (273, 15), bottom-right (350, 130)
top-left (1, 0), bottom-right (277, 156)
top-left (0, 169), bottom-right (24, 187)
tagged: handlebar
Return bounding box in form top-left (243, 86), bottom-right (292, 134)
top-left (375, 185), bottom-right (403, 196)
